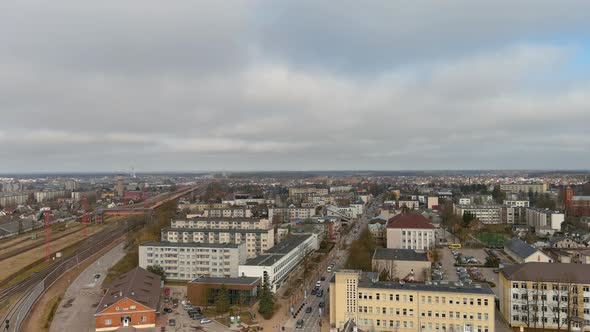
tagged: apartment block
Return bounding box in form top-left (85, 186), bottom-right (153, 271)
top-left (500, 183), bottom-right (547, 193)
top-left (161, 227), bottom-right (274, 259)
top-left (499, 263), bottom-right (590, 331)
top-left (138, 242), bottom-right (247, 281)
top-left (201, 208), bottom-right (252, 218)
top-left (171, 217), bottom-right (270, 230)
top-left (268, 206), bottom-right (316, 222)
top-left (288, 187), bottom-right (329, 199)
top-left (526, 208), bottom-right (565, 235)
top-left (0, 193), bottom-right (28, 207)
top-left (504, 200), bottom-right (530, 208)
top-left (330, 270), bottom-right (495, 332)
top-left (34, 190), bottom-right (66, 203)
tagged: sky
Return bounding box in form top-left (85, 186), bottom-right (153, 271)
top-left (1, 1), bottom-right (590, 172)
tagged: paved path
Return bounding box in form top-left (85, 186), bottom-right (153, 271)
top-left (50, 243), bottom-right (126, 332)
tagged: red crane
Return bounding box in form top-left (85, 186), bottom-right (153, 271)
top-left (44, 210), bottom-right (51, 262)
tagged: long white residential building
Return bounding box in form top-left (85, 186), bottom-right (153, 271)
top-left (525, 207), bottom-right (565, 235)
top-left (238, 233), bottom-right (318, 292)
top-left (503, 200), bottom-right (530, 207)
top-left (268, 206), bottom-right (316, 222)
top-left (139, 242), bottom-right (247, 281)
top-left (171, 217), bottom-right (270, 230)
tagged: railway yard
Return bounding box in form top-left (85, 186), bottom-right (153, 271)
top-left (0, 183), bottom-right (204, 332)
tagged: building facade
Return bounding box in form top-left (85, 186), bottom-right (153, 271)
top-left (171, 218), bottom-right (270, 230)
top-left (161, 227), bottom-right (274, 259)
top-left (201, 208), bottom-right (252, 218)
top-left (288, 188), bottom-right (329, 198)
top-left (500, 183), bottom-right (547, 193)
top-left (238, 234), bottom-right (318, 292)
top-left (138, 242), bottom-right (247, 281)
top-left (268, 206), bottom-right (316, 222)
top-left (372, 248), bottom-right (431, 282)
top-left (567, 196), bottom-right (590, 217)
top-left (526, 208), bottom-right (565, 235)
top-left (386, 214), bottom-right (436, 250)
top-left (504, 200), bottom-right (531, 207)
top-left (499, 263), bottom-right (590, 331)
top-left (330, 270), bottom-right (495, 332)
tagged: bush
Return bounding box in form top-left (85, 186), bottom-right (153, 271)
top-left (45, 296), bottom-right (62, 328)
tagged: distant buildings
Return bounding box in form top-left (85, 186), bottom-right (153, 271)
top-left (268, 205), bottom-right (316, 222)
top-left (525, 207), bottom-right (564, 235)
top-left (138, 242), bottom-right (247, 281)
top-left (368, 219), bottom-right (387, 240)
top-left (0, 193), bottom-right (28, 207)
top-left (499, 263), bottom-right (590, 331)
top-left (34, 190), bottom-right (66, 203)
top-left (201, 208), bottom-right (252, 218)
top-left (288, 187), bottom-right (329, 199)
top-left (95, 267), bottom-right (160, 331)
top-left (386, 214), bottom-right (436, 250)
top-left (330, 270), bottom-right (496, 332)
top-left (500, 183), bottom-right (547, 193)
top-left (503, 200), bottom-right (530, 207)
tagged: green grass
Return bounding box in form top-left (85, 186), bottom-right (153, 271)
top-left (104, 249), bottom-right (138, 284)
top-left (475, 232), bottom-right (506, 246)
top-left (44, 296), bottom-right (62, 329)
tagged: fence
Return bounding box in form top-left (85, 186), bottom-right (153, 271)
top-left (10, 227), bottom-right (125, 331)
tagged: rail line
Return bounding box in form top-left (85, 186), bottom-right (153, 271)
top-left (0, 183), bottom-right (207, 332)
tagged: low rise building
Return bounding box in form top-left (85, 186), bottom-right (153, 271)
top-left (427, 196), bottom-right (439, 209)
top-left (372, 248), bottom-right (431, 282)
top-left (187, 276), bottom-right (260, 307)
top-left (549, 236), bottom-right (586, 249)
top-left (398, 199), bottom-right (419, 210)
top-left (238, 234), bottom-right (318, 292)
top-left (504, 238), bottom-right (552, 263)
top-left (95, 267), bottom-right (160, 331)
top-left (504, 200), bottom-right (530, 207)
top-left (386, 213), bottom-right (436, 250)
top-left (368, 219), bottom-right (387, 240)
top-left (499, 263), bottom-right (590, 331)
top-left (138, 241), bottom-right (247, 281)
top-left (459, 198), bottom-right (472, 205)
top-left (330, 270), bottom-right (495, 332)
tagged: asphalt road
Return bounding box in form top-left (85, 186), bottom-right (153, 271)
top-left (291, 195), bottom-right (384, 332)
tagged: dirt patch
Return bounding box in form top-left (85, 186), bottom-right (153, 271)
top-left (21, 237), bottom-right (123, 332)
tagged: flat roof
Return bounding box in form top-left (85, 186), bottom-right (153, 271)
top-left (189, 276), bottom-right (260, 286)
top-left (140, 241), bottom-right (241, 249)
top-left (372, 248), bottom-right (428, 262)
top-left (244, 254), bottom-right (286, 266)
top-left (266, 234), bottom-right (312, 254)
top-left (358, 280), bottom-right (495, 295)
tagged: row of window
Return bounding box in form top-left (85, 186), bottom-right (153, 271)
top-left (357, 319), bottom-right (489, 332)
top-left (104, 316), bottom-right (147, 325)
top-left (512, 283), bottom-right (590, 292)
top-left (512, 293), bottom-right (590, 304)
top-left (359, 292), bottom-right (489, 306)
top-left (512, 316), bottom-right (590, 327)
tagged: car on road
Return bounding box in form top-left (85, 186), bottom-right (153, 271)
top-left (168, 319), bottom-right (176, 326)
top-left (311, 288), bottom-right (317, 295)
top-left (305, 306), bottom-right (312, 313)
top-left (200, 319), bottom-right (212, 324)
top-left (319, 301), bottom-right (325, 308)
top-left (320, 276), bottom-right (326, 281)
top-left (316, 290), bottom-right (324, 297)
top-left (94, 274), bottom-right (101, 279)
top-left (316, 281), bottom-right (321, 287)
top-left (163, 307), bottom-right (173, 313)
top-left (296, 319), bottom-right (304, 328)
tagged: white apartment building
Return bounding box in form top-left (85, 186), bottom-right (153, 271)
top-left (201, 208), bottom-right (252, 218)
top-left (526, 208), bottom-right (565, 234)
top-left (504, 200), bottom-right (530, 208)
top-left (459, 198), bottom-right (472, 205)
top-left (386, 214), bottom-right (436, 251)
top-left (268, 206), bottom-right (316, 222)
top-left (238, 234), bottom-right (318, 292)
top-left (500, 183), bottom-right (547, 193)
top-left (288, 188), bottom-right (329, 198)
top-left (171, 218), bottom-right (270, 230)
top-left (398, 200), bottom-right (419, 210)
top-left (139, 242), bottom-right (247, 281)
top-left (454, 205), bottom-right (503, 224)
top-left (161, 227), bottom-right (274, 259)
top-left (34, 190), bottom-right (66, 203)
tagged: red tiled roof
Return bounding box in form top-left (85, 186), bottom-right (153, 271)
top-left (387, 213), bottom-right (435, 229)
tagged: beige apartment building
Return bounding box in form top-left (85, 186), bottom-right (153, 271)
top-left (499, 263), bottom-right (590, 331)
top-left (500, 183), bottom-right (547, 193)
top-left (330, 270), bottom-right (495, 332)
top-left (288, 187), bottom-right (329, 198)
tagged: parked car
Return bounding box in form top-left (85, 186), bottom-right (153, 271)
top-left (311, 288), bottom-right (317, 295)
top-left (316, 290), bottom-right (324, 297)
top-left (316, 281), bottom-right (321, 288)
top-left (305, 306), bottom-right (312, 313)
top-left (320, 276), bottom-right (326, 281)
top-left (168, 319), bottom-right (176, 327)
top-left (200, 319), bottom-right (212, 324)
top-left (163, 307), bottom-right (173, 313)
top-left (319, 301), bottom-right (325, 308)
top-left (296, 319), bottom-right (304, 328)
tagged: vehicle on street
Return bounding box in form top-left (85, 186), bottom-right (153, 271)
top-left (296, 319), bottom-right (304, 328)
top-left (315, 281), bottom-right (321, 287)
top-left (317, 290), bottom-right (324, 297)
top-left (200, 319), bottom-right (212, 324)
top-left (311, 288), bottom-right (317, 295)
top-left (319, 301), bottom-right (325, 308)
top-left (320, 276), bottom-right (326, 281)
top-left (94, 274), bottom-right (101, 279)
top-left (163, 307), bottom-right (173, 313)
top-left (449, 244), bottom-right (462, 249)
top-left (169, 319), bottom-right (176, 326)
top-left (305, 306), bottom-right (312, 313)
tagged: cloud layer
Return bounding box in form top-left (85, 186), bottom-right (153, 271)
top-left (1, 0), bottom-right (590, 172)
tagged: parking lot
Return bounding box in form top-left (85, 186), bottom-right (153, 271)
top-left (437, 247), bottom-right (499, 294)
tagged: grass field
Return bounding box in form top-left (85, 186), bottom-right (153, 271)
top-left (475, 232), bottom-right (506, 246)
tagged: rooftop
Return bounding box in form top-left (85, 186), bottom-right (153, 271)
top-left (372, 248), bottom-right (429, 262)
top-left (190, 276), bottom-right (260, 286)
top-left (140, 241), bottom-right (241, 249)
top-left (96, 267), bottom-right (161, 314)
top-left (266, 234), bottom-right (313, 254)
top-left (500, 262), bottom-right (590, 283)
top-left (504, 238), bottom-right (538, 259)
top-left (243, 254), bottom-right (285, 266)
top-left (387, 213), bottom-right (435, 229)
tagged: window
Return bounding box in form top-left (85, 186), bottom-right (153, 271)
top-left (130, 305), bottom-right (136, 310)
top-left (115, 307), bottom-right (121, 311)
top-left (484, 299), bottom-right (488, 306)
top-left (513, 283), bottom-right (519, 288)
top-left (141, 316), bottom-right (147, 322)
top-left (105, 319), bottom-right (112, 325)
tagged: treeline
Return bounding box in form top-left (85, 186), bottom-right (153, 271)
top-left (344, 228), bottom-right (376, 271)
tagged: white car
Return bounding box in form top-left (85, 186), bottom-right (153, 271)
top-left (200, 319), bottom-right (212, 324)
top-left (316, 281), bottom-right (321, 288)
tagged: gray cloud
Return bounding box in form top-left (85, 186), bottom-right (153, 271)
top-left (0, 1), bottom-right (589, 172)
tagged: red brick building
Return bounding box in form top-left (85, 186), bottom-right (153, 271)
top-left (95, 267), bottom-right (161, 331)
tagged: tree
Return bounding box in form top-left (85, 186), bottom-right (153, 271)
top-left (492, 186), bottom-right (506, 204)
top-left (215, 284), bottom-right (230, 313)
top-left (146, 265), bottom-right (166, 280)
top-left (258, 278), bottom-right (275, 319)
top-left (462, 211), bottom-right (475, 227)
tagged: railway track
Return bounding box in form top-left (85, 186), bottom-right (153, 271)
top-left (0, 183), bottom-right (207, 331)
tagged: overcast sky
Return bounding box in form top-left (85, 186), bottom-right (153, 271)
top-left (1, 1), bottom-right (590, 172)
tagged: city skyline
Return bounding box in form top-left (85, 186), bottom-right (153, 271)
top-left (1, 1), bottom-right (590, 172)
